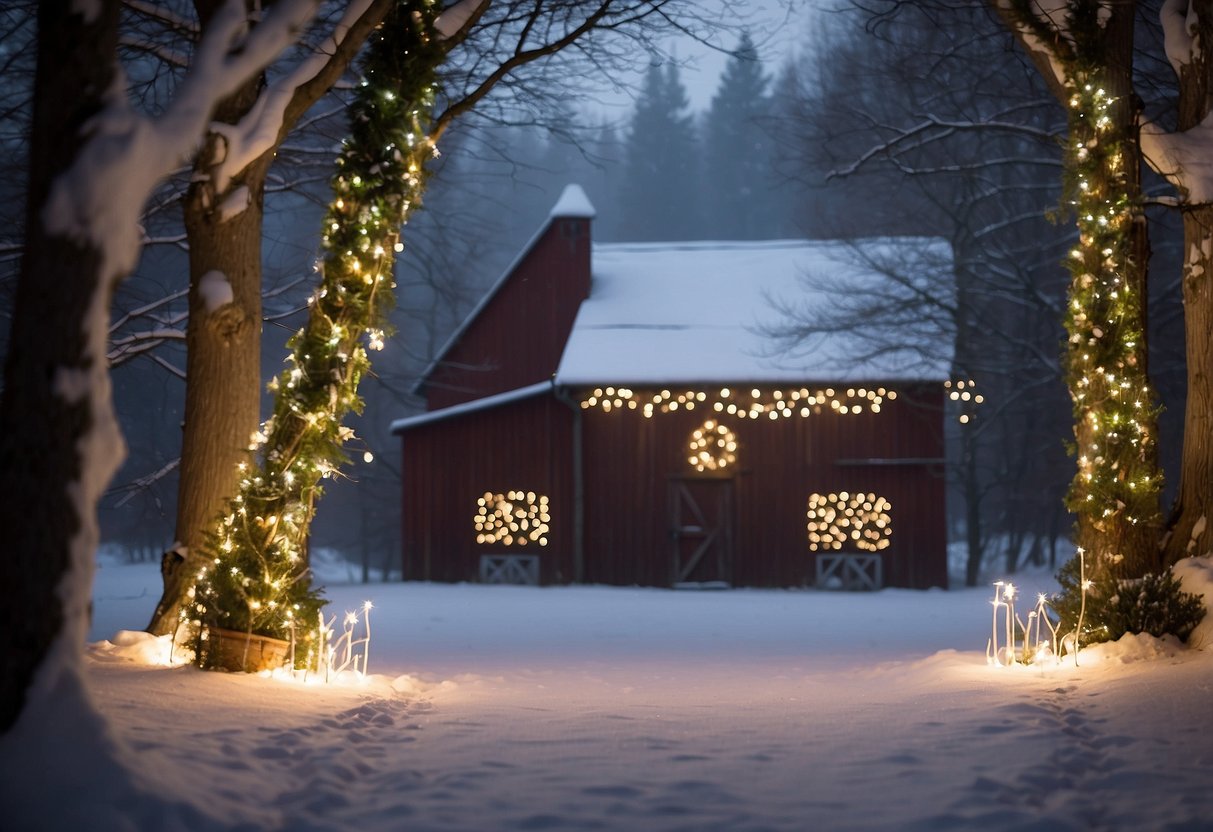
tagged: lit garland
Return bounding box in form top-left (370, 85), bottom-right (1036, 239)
top-left (944, 379), bottom-right (983, 424)
top-left (580, 386), bottom-right (896, 419)
top-left (191, 0), bottom-right (446, 666)
top-left (474, 491), bottom-right (551, 547)
top-left (688, 420), bottom-right (737, 472)
top-left (1061, 73), bottom-right (1161, 553)
top-left (806, 492), bottom-right (892, 552)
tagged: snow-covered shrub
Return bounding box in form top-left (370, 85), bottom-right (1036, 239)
top-left (1052, 555), bottom-right (1205, 646)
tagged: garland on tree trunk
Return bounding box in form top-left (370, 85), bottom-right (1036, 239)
top-left (190, 0), bottom-right (444, 667)
top-left (1061, 69), bottom-right (1162, 566)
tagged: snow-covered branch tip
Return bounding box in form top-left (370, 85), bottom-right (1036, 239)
top-left (1140, 111), bottom-right (1213, 204)
top-left (1161, 0), bottom-right (1198, 76)
top-left (435, 0), bottom-right (486, 39)
top-left (206, 0), bottom-right (379, 195)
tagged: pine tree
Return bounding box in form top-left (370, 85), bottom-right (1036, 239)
top-left (618, 59), bottom-right (700, 241)
top-left (585, 118), bottom-right (623, 241)
top-left (702, 32), bottom-right (772, 239)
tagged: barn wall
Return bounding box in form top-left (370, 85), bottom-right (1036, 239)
top-left (400, 394), bottom-right (574, 584)
top-left (425, 218), bottom-right (591, 411)
top-left (400, 383), bottom-right (947, 590)
top-left (579, 383), bottom-right (947, 589)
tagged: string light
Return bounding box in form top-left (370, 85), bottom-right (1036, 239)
top-left (580, 385), bottom-right (895, 419)
top-left (191, 0), bottom-right (445, 669)
top-left (688, 420), bottom-right (737, 472)
top-left (1061, 74), bottom-right (1161, 553)
top-left (944, 379), bottom-right (984, 424)
top-left (474, 491), bottom-right (551, 547)
top-left (806, 492), bottom-right (892, 553)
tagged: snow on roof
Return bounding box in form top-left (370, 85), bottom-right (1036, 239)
top-left (555, 239), bottom-right (953, 386)
top-left (390, 380), bottom-right (552, 434)
top-left (549, 184), bottom-right (596, 218)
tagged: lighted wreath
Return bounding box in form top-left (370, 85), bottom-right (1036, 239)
top-left (688, 419), bottom-right (737, 473)
top-left (806, 492), bottom-right (892, 552)
top-left (475, 491), bottom-right (550, 547)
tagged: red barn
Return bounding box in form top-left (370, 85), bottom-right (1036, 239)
top-left (392, 185), bottom-right (951, 590)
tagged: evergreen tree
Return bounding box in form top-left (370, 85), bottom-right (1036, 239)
top-left (618, 59), bottom-right (700, 241)
top-left (702, 32), bottom-right (772, 239)
top-left (582, 117), bottom-right (624, 241)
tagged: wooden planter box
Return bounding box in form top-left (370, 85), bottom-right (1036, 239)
top-left (208, 627), bottom-right (290, 673)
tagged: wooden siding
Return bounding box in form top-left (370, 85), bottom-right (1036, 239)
top-left (576, 383), bottom-right (947, 589)
top-left (401, 383), bottom-right (948, 590)
top-left (401, 394), bottom-right (575, 584)
top-left (424, 218), bottom-right (591, 410)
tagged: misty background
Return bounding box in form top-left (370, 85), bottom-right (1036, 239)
top-left (2, 1), bottom-right (1189, 583)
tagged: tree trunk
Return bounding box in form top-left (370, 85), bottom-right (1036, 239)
top-left (146, 78), bottom-right (273, 635)
top-left (0, 0), bottom-right (123, 732)
top-left (1161, 14), bottom-right (1213, 566)
top-left (1065, 3), bottom-right (1161, 578)
top-left (146, 0), bottom-right (394, 634)
top-left (993, 1), bottom-right (1163, 579)
top-left (1163, 206), bottom-right (1213, 564)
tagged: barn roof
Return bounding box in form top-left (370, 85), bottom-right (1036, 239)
top-left (390, 380), bottom-right (551, 434)
top-left (555, 238), bottom-right (953, 386)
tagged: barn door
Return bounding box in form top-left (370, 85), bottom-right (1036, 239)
top-left (668, 477), bottom-right (735, 586)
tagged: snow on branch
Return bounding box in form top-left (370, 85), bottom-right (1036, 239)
top-left (108, 288), bottom-right (188, 333)
top-left (110, 457), bottom-right (181, 508)
top-left (122, 0), bottom-right (200, 37)
top-left (993, 0), bottom-right (1074, 97)
top-left (1141, 111), bottom-right (1213, 204)
top-left (435, 0), bottom-right (486, 40)
top-left (1161, 0), bottom-right (1199, 75)
top-left (207, 0), bottom-right (377, 195)
top-left (829, 117), bottom-right (1058, 179)
top-left (118, 33), bottom-right (192, 68)
top-left (45, 0), bottom-right (321, 280)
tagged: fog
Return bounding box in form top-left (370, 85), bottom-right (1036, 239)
top-left (45, 1), bottom-right (1187, 591)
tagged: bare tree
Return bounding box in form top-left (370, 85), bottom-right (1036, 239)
top-left (0, 0), bottom-right (323, 732)
top-left (145, 0), bottom-right (725, 633)
top-left (771, 2), bottom-right (1074, 584)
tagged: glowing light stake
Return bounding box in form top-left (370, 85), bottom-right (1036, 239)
top-left (1004, 582), bottom-right (1017, 664)
top-left (988, 584), bottom-right (1064, 668)
top-left (312, 602), bottom-right (375, 682)
top-left (1072, 546), bottom-right (1090, 667)
top-left (988, 581), bottom-right (1009, 666)
top-left (362, 601), bottom-right (373, 676)
top-left (1025, 592), bottom-right (1061, 662)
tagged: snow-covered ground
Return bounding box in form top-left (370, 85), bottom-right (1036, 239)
top-left (5, 556), bottom-right (1213, 831)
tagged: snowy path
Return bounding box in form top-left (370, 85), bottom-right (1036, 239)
top-left (18, 563), bottom-right (1213, 830)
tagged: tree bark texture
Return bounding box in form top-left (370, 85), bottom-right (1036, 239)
top-left (1162, 7), bottom-right (1213, 565)
top-left (147, 142), bottom-right (273, 636)
top-left (0, 0), bottom-right (122, 731)
top-left (1163, 205), bottom-right (1213, 564)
